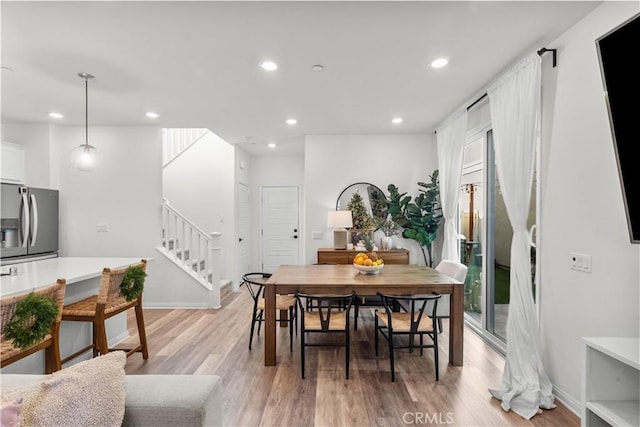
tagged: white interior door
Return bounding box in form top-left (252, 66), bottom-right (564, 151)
top-left (261, 186), bottom-right (300, 273)
top-left (238, 183), bottom-right (250, 277)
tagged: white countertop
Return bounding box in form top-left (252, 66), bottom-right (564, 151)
top-left (0, 257), bottom-right (145, 297)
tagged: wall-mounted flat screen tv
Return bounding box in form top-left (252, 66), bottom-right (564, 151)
top-left (596, 12), bottom-right (640, 244)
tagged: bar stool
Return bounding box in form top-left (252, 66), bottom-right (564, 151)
top-left (61, 259), bottom-right (149, 363)
top-left (1, 279), bottom-right (67, 373)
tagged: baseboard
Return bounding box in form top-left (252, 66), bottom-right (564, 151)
top-left (109, 331), bottom-right (130, 347)
top-left (552, 384), bottom-right (582, 419)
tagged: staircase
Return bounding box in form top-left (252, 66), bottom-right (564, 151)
top-left (159, 128), bottom-right (231, 309)
top-left (157, 199), bottom-right (230, 308)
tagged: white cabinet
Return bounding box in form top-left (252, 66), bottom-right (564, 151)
top-left (1, 141), bottom-right (25, 184)
top-left (582, 337), bottom-right (639, 427)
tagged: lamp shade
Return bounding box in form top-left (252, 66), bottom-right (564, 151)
top-left (70, 143), bottom-right (100, 171)
top-left (327, 210), bottom-right (353, 229)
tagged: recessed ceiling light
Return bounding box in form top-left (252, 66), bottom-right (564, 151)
top-left (260, 61), bottom-right (278, 71)
top-left (431, 58), bottom-right (449, 68)
top-left (268, 143), bottom-right (276, 149)
top-left (311, 64), bottom-right (324, 72)
top-left (146, 112), bottom-right (160, 118)
top-left (48, 112), bottom-right (64, 119)
top-left (286, 119), bottom-right (297, 125)
top-left (392, 117), bottom-right (403, 124)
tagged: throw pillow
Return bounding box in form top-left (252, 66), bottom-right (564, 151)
top-left (0, 397), bottom-right (22, 427)
top-left (1, 351), bottom-right (126, 427)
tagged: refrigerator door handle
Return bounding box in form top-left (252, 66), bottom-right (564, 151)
top-left (21, 192), bottom-right (30, 248)
top-left (30, 193), bottom-right (38, 246)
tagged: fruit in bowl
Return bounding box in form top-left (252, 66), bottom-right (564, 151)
top-left (353, 252), bottom-right (383, 266)
top-left (353, 252), bottom-right (384, 274)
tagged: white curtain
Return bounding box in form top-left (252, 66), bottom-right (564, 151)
top-left (487, 52), bottom-right (555, 419)
top-left (436, 108), bottom-right (468, 262)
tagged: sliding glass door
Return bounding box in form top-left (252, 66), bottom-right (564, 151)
top-left (460, 124), bottom-right (538, 349)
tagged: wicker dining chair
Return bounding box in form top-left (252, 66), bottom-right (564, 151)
top-left (295, 291), bottom-right (355, 379)
top-left (61, 259), bottom-right (149, 363)
top-left (242, 272), bottom-right (297, 352)
top-left (1, 279), bottom-right (67, 373)
top-left (375, 292), bottom-right (441, 382)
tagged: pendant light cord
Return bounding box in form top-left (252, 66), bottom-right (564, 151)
top-left (85, 77), bottom-right (89, 147)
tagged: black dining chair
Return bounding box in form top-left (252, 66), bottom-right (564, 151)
top-left (295, 291), bottom-right (355, 379)
top-left (242, 272), bottom-right (297, 352)
top-left (374, 292), bottom-right (441, 382)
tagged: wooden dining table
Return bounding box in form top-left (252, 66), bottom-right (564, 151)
top-left (264, 264), bottom-right (465, 366)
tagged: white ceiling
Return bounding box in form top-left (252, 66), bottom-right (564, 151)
top-left (1, 1), bottom-right (601, 156)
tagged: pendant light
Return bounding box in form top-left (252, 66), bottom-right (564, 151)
top-left (70, 72), bottom-right (100, 171)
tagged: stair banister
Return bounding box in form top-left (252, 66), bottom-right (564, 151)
top-left (209, 232), bottom-right (222, 308)
top-left (161, 198), bottom-right (223, 307)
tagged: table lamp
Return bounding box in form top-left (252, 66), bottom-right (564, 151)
top-left (327, 210), bottom-right (353, 250)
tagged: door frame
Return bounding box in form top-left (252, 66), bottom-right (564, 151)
top-left (237, 182), bottom-right (250, 282)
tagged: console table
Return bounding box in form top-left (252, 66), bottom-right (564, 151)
top-left (317, 248), bottom-right (409, 265)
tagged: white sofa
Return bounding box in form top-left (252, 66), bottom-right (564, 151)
top-left (1, 374), bottom-right (223, 427)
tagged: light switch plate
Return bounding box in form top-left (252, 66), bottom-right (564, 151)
top-left (570, 252), bottom-right (591, 273)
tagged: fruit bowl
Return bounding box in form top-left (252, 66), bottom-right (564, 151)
top-left (353, 263), bottom-right (384, 275)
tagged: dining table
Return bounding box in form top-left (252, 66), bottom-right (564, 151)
top-left (263, 263), bottom-right (465, 366)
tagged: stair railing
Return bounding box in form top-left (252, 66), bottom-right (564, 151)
top-left (161, 198), bottom-right (222, 306)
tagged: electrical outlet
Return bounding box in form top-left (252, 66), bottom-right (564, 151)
top-left (312, 231), bottom-right (323, 240)
top-left (96, 223), bottom-right (109, 232)
top-left (570, 252), bottom-right (591, 273)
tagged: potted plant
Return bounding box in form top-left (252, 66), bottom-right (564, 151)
top-left (373, 217), bottom-right (402, 249)
top-left (387, 169), bottom-right (443, 267)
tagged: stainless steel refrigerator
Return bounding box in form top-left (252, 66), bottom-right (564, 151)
top-left (1, 183), bottom-right (59, 262)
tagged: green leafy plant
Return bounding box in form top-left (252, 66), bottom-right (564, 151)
top-left (387, 169), bottom-right (443, 267)
top-left (4, 293), bottom-right (58, 350)
top-left (120, 265), bottom-right (147, 301)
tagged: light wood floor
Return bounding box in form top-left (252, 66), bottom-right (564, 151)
top-left (122, 289), bottom-right (579, 427)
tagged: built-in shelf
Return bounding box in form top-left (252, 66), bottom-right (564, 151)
top-left (582, 337), bottom-right (639, 427)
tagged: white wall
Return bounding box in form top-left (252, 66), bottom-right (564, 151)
top-left (304, 134), bottom-right (438, 265)
top-left (249, 154), bottom-right (305, 271)
top-left (53, 126), bottom-right (162, 259)
top-left (162, 131), bottom-right (235, 282)
top-left (539, 1), bottom-right (640, 409)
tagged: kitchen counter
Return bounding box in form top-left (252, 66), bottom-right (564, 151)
top-left (0, 257), bottom-right (143, 297)
top-left (0, 256), bottom-right (146, 374)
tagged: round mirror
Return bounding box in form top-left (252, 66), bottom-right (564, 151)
top-left (336, 182), bottom-right (388, 227)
